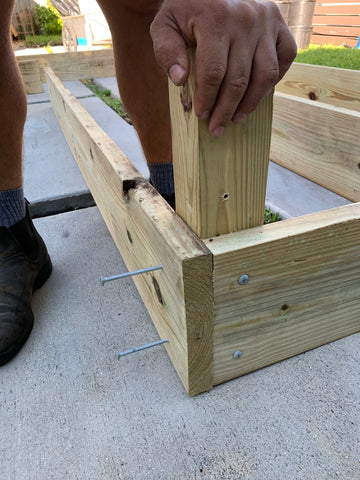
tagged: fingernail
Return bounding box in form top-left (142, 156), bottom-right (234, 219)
top-left (169, 64), bottom-right (185, 85)
top-left (200, 111), bottom-right (210, 120)
top-left (211, 126), bottom-right (225, 138)
top-left (234, 113), bottom-right (247, 124)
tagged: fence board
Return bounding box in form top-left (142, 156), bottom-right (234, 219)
top-left (311, 1), bottom-right (360, 44)
top-left (271, 92), bottom-right (360, 201)
top-left (276, 62), bottom-right (360, 111)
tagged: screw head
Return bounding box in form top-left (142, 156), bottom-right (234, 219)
top-left (233, 350), bottom-right (243, 359)
top-left (238, 274), bottom-right (249, 285)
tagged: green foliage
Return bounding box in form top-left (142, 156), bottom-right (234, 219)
top-left (33, 1), bottom-right (63, 36)
top-left (295, 44), bottom-right (360, 70)
top-left (264, 208), bottom-right (281, 224)
top-left (82, 81), bottom-right (131, 122)
top-left (24, 34), bottom-right (62, 48)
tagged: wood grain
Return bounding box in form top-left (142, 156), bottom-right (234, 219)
top-left (313, 15), bottom-right (360, 27)
top-left (276, 62), bottom-right (360, 112)
top-left (311, 34), bottom-right (359, 47)
top-left (205, 203), bottom-right (360, 385)
top-left (17, 48), bottom-right (115, 83)
top-left (312, 24), bottom-right (360, 37)
top-left (311, 0), bottom-right (360, 45)
top-left (271, 91), bottom-right (360, 201)
top-left (18, 60), bottom-right (43, 94)
top-left (169, 50), bottom-right (273, 239)
top-left (44, 66), bottom-right (213, 396)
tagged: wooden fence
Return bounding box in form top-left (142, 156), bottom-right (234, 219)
top-left (12, 0), bottom-right (360, 48)
top-left (50, 0), bottom-right (80, 16)
top-left (311, 0), bottom-right (360, 46)
top-left (12, 0), bottom-right (36, 38)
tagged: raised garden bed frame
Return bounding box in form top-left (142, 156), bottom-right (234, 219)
top-left (19, 49), bottom-right (360, 395)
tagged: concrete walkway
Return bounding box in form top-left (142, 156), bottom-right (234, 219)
top-left (1, 80), bottom-right (359, 480)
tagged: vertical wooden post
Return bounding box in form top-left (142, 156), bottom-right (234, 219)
top-left (169, 50), bottom-right (274, 239)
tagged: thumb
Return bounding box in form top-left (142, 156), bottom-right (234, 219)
top-left (150, 15), bottom-right (190, 86)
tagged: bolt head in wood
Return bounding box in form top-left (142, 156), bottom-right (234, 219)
top-left (238, 274), bottom-right (249, 285)
top-left (233, 351), bottom-right (243, 359)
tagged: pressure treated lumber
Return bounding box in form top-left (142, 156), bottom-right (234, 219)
top-left (169, 51), bottom-right (273, 239)
top-left (44, 60), bottom-right (360, 395)
top-left (205, 203), bottom-right (360, 385)
top-left (276, 62), bottom-right (360, 112)
top-left (271, 92), bottom-right (360, 202)
top-left (44, 66), bottom-right (213, 396)
top-left (18, 60), bottom-right (43, 94)
top-left (17, 48), bottom-right (115, 85)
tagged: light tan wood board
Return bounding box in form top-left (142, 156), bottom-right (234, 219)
top-left (43, 59), bottom-right (360, 394)
top-left (17, 48), bottom-right (115, 83)
top-left (205, 203), bottom-right (360, 385)
top-left (18, 60), bottom-right (43, 94)
top-left (271, 92), bottom-right (360, 202)
top-left (276, 62), bottom-right (360, 112)
top-left (169, 51), bottom-right (273, 239)
top-left (44, 66), bottom-right (214, 396)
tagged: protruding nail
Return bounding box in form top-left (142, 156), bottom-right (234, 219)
top-left (101, 265), bottom-right (163, 286)
top-left (117, 339), bottom-right (169, 358)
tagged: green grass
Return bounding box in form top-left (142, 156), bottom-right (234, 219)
top-left (295, 44), bottom-right (360, 70)
top-left (264, 208), bottom-right (281, 224)
top-left (24, 34), bottom-right (62, 48)
top-left (82, 80), bottom-right (130, 122)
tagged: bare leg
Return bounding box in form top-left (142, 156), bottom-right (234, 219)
top-left (97, 0), bottom-right (172, 166)
top-left (0, 0), bottom-right (27, 191)
top-left (0, 1), bottom-right (52, 366)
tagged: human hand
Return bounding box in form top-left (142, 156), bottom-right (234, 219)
top-left (150, 0), bottom-right (297, 137)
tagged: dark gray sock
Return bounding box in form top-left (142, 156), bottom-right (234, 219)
top-left (0, 187), bottom-right (26, 228)
top-left (148, 163), bottom-right (174, 197)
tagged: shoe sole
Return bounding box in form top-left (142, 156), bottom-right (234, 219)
top-left (0, 256), bottom-right (53, 366)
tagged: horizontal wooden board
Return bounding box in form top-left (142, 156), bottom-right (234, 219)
top-left (276, 62), bottom-right (360, 111)
top-left (315, 0), bottom-right (359, 4)
top-left (44, 66), bottom-right (213, 396)
top-left (312, 24), bottom-right (360, 35)
top-left (17, 48), bottom-right (115, 83)
top-left (314, 4), bottom-right (360, 15)
top-left (18, 60), bottom-right (43, 94)
top-left (312, 0), bottom-right (360, 43)
top-left (206, 203), bottom-right (360, 385)
top-left (311, 33), bottom-right (359, 45)
top-left (313, 14), bottom-right (360, 25)
top-left (271, 92), bottom-right (360, 201)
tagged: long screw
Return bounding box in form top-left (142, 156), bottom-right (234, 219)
top-left (101, 265), bottom-right (163, 286)
top-left (117, 339), bottom-right (169, 358)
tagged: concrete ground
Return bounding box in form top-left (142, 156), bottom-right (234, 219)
top-left (1, 79), bottom-right (359, 480)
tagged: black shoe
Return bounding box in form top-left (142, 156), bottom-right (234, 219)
top-left (0, 204), bottom-right (52, 365)
top-left (149, 180), bottom-right (176, 210)
top-left (162, 192), bottom-right (176, 210)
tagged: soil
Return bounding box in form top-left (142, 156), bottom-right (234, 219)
top-left (12, 39), bottom-right (26, 51)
